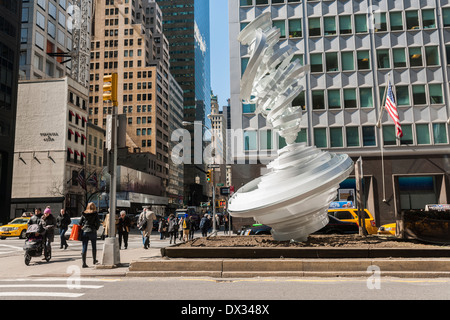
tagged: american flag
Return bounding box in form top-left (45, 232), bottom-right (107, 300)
top-left (385, 82), bottom-right (403, 138)
top-left (77, 169), bottom-right (86, 189)
top-left (87, 172), bottom-right (98, 187)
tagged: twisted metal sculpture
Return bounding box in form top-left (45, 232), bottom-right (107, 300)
top-left (228, 13), bottom-right (354, 241)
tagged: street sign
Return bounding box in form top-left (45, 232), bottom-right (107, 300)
top-left (220, 187), bottom-right (230, 195)
top-left (106, 115), bottom-right (112, 151)
top-left (216, 183), bottom-right (224, 187)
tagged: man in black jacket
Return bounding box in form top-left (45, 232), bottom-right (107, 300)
top-left (56, 208), bottom-right (71, 249)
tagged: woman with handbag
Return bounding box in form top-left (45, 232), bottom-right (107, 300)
top-left (79, 202), bottom-right (100, 268)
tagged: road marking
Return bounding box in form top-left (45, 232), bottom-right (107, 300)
top-left (0, 284), bottom-right (103, 289)
top-left (0, 292), bottom-right (84, 298)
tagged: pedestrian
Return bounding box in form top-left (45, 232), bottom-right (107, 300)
top-left (79, 202), bottom-right (100, 268)
top-left (178, 216), bottom-right (184, 241)
top-left (223, 213), bottom-right (229, 235)
top-left (199, 214), bottom-right (211, 237)
top-left (56, 208), bottom-right (71, 249)
top-left (117, 210), bottom-right (131, 249)
top-left (167, 214), bottom-right (178, 244)
top-left (182, 214), bottom-right (191, 242)
top-left (188, 216), bottom-right (196, 240)
top-left (158, 217), bottom-right (167, 240)
top-left (41, 207), bottom-right (56, 259)
top-left (138, 207), bottom-right (156, 249)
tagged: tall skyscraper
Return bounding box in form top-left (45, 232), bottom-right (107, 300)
top-left (156, 0), bottom-right (212, 205)
top-left (0, 0), bottom-right (21, 223)
top-left (229, 0), bottom-right (450, 225)
top-left (89, 0), bottom-right (174, 189)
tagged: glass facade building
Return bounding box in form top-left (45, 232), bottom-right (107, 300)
top-left (229, 0), bottom-right (450, 225)
top-left (156, 0), bottom-right (211, 128)
top-left (157, 0), bottom-right (211, 205)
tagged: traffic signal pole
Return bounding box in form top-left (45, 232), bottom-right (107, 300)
top-left (102, 73), bottom-right (120, 267)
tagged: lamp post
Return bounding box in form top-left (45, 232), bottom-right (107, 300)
top-left (102, 73), bottom-right (120, 267)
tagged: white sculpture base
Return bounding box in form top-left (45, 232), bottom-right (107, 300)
top-left (228, 143), bottom-right (354, 242)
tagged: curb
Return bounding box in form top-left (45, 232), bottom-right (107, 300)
top-left (127, 258), bottom-right (450, 278)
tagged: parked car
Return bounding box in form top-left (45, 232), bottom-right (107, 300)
top-left (240, 224), bottom-right (272, 236)
top-left (314, 215), bottom-right (358, 234)
top-left (64, 217), bottom-right (105, 240)
top-left (240, 215), bottom-right (359, 236)
top-left (328, 208), bottom-right (378, 234)
top-left (0, 217), bottom-right (30, 239)
top-left (378, 223), bottom-right (396, 236)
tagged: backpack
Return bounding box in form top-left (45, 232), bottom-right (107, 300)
top-left (137, 212), bottom-right (148, 231)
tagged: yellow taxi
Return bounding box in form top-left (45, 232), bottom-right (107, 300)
top-left (0, 217), bottom-right (30, 239)
top-left (377, 223), bottom-right (396, 236)
top-left (327, 208), bottom-right (378, 235)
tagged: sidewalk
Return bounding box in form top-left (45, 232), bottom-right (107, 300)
top-left (1, 232), bottom-right (170, 279)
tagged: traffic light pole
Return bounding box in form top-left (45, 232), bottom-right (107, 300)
top-left (102, 73), bottom-right (120, 267)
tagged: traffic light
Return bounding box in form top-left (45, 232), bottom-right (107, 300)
top-left (103, 73), bottom-right (118, 105)
top-left (206, 170), bottom-right (212, 182)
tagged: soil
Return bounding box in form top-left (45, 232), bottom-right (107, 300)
top-left (177, 234), bottom-right (448, 248)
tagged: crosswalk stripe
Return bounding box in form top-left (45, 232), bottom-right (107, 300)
top-left (0, 284), bottom-right (103, 289)
top-left (0, 292), bottom-right (84, 298)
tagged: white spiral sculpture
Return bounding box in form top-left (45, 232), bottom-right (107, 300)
top-left (228, 12), bottom-right (354, 242)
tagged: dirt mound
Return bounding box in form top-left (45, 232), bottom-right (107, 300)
top-left (177, 234), bottom-right (446, 248)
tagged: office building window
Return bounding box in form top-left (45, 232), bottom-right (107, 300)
top-left (383, 125), bottom-right (396, 146)
top-left (346, 127), bottom-right (360, 147)
top-left (357, 51), bottom-right (370, 70)
top-left (377, 49), bottom-right (390, 69)
top-left (400, 125), bottom-right (413, 145)
top-left (273, 20), bottom-right (286, 38)
top-left (328, 89), bottom-right (341, 109)
top-left (314, 128), bottom-right (327, 148)
top-left (429, 84), bottom-right (443, 104)
top-left (344, 89), bottom-right (357, 108)
top-left (412, 85), bottom-right (426, 105)
top-left (360, 88), bottom-right (373, 108)
top-left (326, 52), bottom-right (338, 72)
top-left (433, 123), bottom-right (448, 144)
top-left (288, 19), bottom-right (302, 38)
top-left (425, 46), bottom-right (439, 66)
top-left (312, 90), bottom-right (325, 110)
top-left (406, 10), bottom-right (419, 30)
top-left (390, 12), bottom-right (403, 31)
top-left (341, 51), bottom-right (354, 71)
top-left (355, 14), bottom-right (367, 33)
top-left (416, 124), bottom-right (430, 145)
top-left (409, 47), bottom-right (423, 67)
top-left (330, 127), bottom-right (343, 148)
top-left (324, 17), bottom-right (336, 36)
top-left (244, 131), bottom-right (257, 151)
top-left (374, 12), bottom-right (387, 32)
top-left (396, 86), bottom-right (410, 106)
top-left (362, 126), bottom-right (376, 146)
top-left (422, 9), bottom-right (436, 29)
top-left (393, 48), bottom-right (407, 68)
top-left (310, 53), bottom-right (323, 73)
top-left (339, 16), bottom-right (352, 34)
top-left (309, 18), bottom-right (321, 37)
top-left (443, 8), bottom-right (450, 27)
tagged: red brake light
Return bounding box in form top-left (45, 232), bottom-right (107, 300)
top-left (370, 221), bottom-right (376, 227)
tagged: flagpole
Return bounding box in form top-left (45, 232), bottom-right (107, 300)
top-left (376, 73), bottom-right (391, 203)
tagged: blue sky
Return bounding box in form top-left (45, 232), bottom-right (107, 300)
top-left (210, 0), bottom-right (230, 109)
